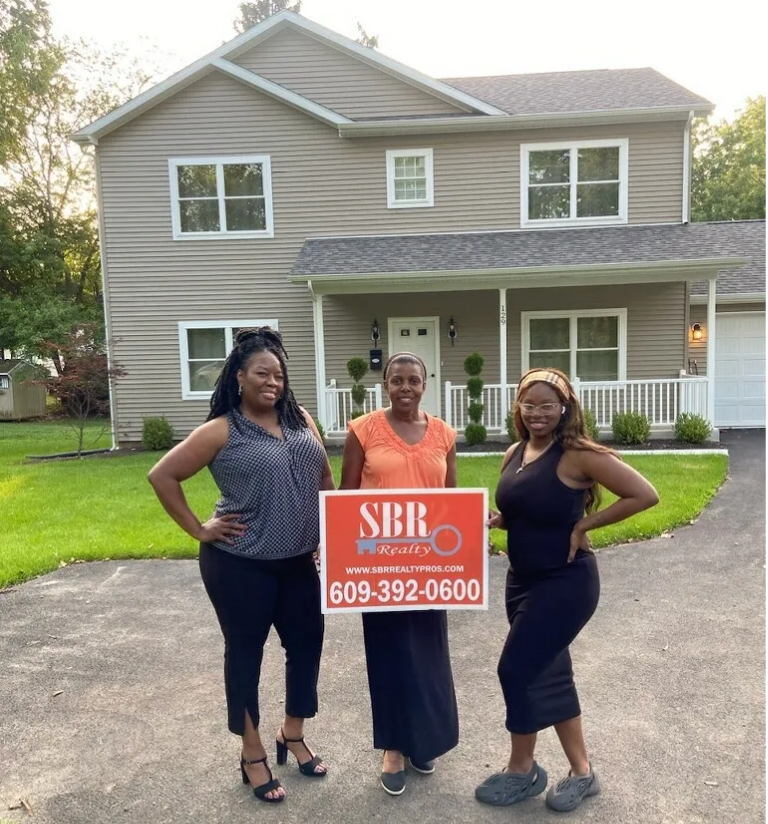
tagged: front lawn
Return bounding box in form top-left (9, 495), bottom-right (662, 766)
top-left (1, 421), bottom-right (729, 589)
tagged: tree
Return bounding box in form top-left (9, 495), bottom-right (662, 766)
top-left (692, 96), bottom-right (766, 222)
top-left (355, 22), bottom-right (379, 49)
top-left (234, 0), bottom-right (301, 33)
top-left (0, 0), bottom-right (62, 163)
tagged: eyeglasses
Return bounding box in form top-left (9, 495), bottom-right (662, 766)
top-left (518, 402), bottom-right (563, 415)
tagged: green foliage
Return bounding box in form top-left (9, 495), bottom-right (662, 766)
top-left (505, 410), bottom-right (520, 443)
top-left (142, 416), bottom-right (174, 451)
top-left (346, 357), bottom-right (369, 417)
top-left (468, 401), bottom-right (484, 424)
top-left (234, 0), bottom-right (301, 32)
top-left (692, 97), bottom-right (765, 221)
top-left (463, 352), bottom-right (485, 377)
top-left (583, 407), bottom-right (600, 441)
top-left (612, 411), bottom-right (651, 445)
top-left (466, 376), bottom-right (484, 400)
top-left (313, 418), bottom-right (325, 444)
top-left (346, 357), bottom-right (368, 384)
top-left (464, 423), bottom-right (488, 446)
top-left (350, 383), bottom-right (367, 407)
top-left (673, 413), bottom-right (712, 444)
top-left (349, 409), bottom-right (365, 419)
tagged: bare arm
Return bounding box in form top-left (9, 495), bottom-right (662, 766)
top-left (340, 430), bottom-right (365, 490)
top-left (445, 444), bottom-right (458, 488)
top-left (301, 408), bottom-right (336, 491)
top-left (147, 417), bottom-right (244, 544)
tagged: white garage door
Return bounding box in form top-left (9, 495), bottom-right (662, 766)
top-left (715, 312), bottom-right (766, 428)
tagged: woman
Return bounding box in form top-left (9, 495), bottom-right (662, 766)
top-left (148, 328), bottom-right (334, 804)
top-left (475, 368), bottom-right (659, 813)
top-left (340, 352), bottom-right (459, 797)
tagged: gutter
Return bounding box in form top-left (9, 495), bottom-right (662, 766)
top-left (682, 110), bottom-right (695, 223)
top-left (689, 291), bottom-right (766, 305)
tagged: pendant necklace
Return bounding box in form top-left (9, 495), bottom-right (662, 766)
top-left (516, 438), bottom-right (556, 473)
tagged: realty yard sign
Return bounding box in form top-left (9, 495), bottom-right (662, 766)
top-left (319, 489), bottom-right (489, 614)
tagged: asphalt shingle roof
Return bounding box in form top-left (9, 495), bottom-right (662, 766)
top-left (0, 359), bottom-right (24, 374)
top-left (440, 68), bottom-right (712, 116)
top-left (293, 222), bottom-right (765, 294)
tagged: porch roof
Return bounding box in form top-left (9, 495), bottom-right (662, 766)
top-left (291, 222), bottom-right (749, 294)
top-left (689, 220), bottom-right (765, 300)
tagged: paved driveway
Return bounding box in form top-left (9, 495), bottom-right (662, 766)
top-left (1, 431), bottom-right (764, 824)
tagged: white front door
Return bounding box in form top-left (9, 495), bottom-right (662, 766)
top-left (387, 317), bottom-right (441, 417)
top-left (715, 312), bottom-right (766, 428)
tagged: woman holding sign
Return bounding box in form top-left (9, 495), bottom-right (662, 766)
top-left (475, 368), bottom-right (658, 812)
top-left (340, 351), bottom-right (459, 797)
top-left (148, 328), bottom-right (334, 804)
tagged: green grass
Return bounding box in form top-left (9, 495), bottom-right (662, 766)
top-left (0, 420), bottom-right (729, 589)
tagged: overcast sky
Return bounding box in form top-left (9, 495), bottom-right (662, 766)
top-left (47, 0), bottom-right (765, 121)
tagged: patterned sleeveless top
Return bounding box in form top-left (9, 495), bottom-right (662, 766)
top-left (207, 408), bottom-right (326, 559)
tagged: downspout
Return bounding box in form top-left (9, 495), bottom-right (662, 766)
top-left (682, 110), bottom-right (694, 224)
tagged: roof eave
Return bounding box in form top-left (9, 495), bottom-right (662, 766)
top-left (690, 290), bottom-right (766, 305)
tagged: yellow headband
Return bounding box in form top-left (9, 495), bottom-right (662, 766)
top-left (518, 369), bottom-right (570, 398)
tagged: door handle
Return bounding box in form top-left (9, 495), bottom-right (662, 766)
top-left (430, 373), bottom-right (436, 378)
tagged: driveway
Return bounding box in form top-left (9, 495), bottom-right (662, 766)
top-left (0, 430), bottom-right (764, 824)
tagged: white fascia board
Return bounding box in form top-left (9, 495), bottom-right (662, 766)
top-left (211, 59), bottom-right (351, 126)
top-left (689, 291), bottom-right (766, 305)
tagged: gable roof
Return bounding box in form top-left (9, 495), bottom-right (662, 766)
top-left (689, 220), bottom-right (766, 299)
top-left (0, 359), bottom-right (25, 374)
top-left (441, 68), bottom-right (713, 116)
top-left (72, 11), bottom-right (503, 144)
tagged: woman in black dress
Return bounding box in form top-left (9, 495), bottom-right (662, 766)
top-left (476, 368), bottom-right (658, 812)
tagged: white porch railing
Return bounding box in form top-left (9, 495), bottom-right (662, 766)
top-left (324, 379), bottom-right (383, 435)
top-left (445, 377), bottom-right (710, 433)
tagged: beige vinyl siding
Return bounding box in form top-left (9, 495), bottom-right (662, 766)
top-left (97, 70), bottom-right (688, 442)
top-left (688, 301), bottom-right (766, 375)
top-left (233, 28), bottom-right (467, 119)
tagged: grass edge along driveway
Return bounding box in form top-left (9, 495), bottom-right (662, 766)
top-left (1, 421), bottom-right (729, 589)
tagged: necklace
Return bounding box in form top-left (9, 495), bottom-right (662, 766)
top-left (516, 438), bottom-right (556, 473)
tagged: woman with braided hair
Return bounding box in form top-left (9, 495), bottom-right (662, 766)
top-left (340, 351), bottom-right (460, 797)
top-left (149, 327), bottom-right (334, 804)
top-left (475, 368), bottom-right (658, 813)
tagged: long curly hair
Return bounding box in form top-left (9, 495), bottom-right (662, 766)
top-left (513, 367), bottom-right (617, 513)
top-left (206, 327), bottom-right (306, 429)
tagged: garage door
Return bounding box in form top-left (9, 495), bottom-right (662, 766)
top-left (715, 312), bottom-right (766, 428)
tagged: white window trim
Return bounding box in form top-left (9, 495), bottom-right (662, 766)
top-left (520, 139), bottom-right (629, 229)
top-left (521, 308), bottom-right (628, 381)
top-left (386, 148), bottom-right (434, 209)
top-left (178, 319), bottom-right (279, 400)
top-left (169, 155), bottom-right (274, 240)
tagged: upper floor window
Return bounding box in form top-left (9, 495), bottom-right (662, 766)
top-left (386, 149), bottom-right (434, 209)
top-left (169, 156), bottom-right (274, 239)
top-left (178, 319), bottom-right (279, 399)
top-left (521, 139), bottom-right (628, 228)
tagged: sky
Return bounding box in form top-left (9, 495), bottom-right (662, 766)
top-left (47, 0), bottom-right (765, 121)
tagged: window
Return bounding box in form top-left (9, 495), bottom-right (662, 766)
top-left (522, 310), bottom-right (627, 382)
top-left (0, 375), bottom-right (8, 390)
top-left (169, 156), bottom-right (274, 239)
top-left (386, 149), bottom-right (434, 208)
top-left (178, 320), bottom-right (279, 399)
top-left (521, 140), bottom-right (628, 227)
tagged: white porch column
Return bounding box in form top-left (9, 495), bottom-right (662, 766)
top-left (706, 276), bottom-right (717, 424)
top-left (499, 288), bottom-right (509, 426)
top-left (310, 286), bottom-right (327, 429)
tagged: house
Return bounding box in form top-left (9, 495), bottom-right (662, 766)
top-left (72, 11), bottom-right (765, 445)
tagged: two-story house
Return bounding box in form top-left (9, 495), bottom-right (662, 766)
top-left (72, 11), bottom-right (765, 445)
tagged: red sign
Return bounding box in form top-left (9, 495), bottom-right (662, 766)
top-left (319, 489), bottom-right (489, 614)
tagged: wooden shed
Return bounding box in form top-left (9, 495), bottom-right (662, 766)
top-left (0, 360), bottom-right (47, 420)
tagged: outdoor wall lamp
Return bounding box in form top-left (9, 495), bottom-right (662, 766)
top-left (371, 318), bottom-right (381, 342)
top-left (691, 322), bottom-right (703, 342)
top-left (448, 317), bottom-right (457, 345)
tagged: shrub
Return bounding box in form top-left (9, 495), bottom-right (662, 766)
top-left (350, 384), bottom-right (367, 407)
top-left (314, 418), bottom-right (326, 444)
top-left (463, 352), bottom-right (487, 446)
top-left (466, 377), bottom-right (484, 398)
top-left (583, 408), bottom-right (600, 441)
top-left (612, 411), bottom-right (651, 445)
top-left (463, 352), bottom-right (485, 377)
top-left (505, 410), bottom-right (520, 443)
top-left (465, 422), bottom-right (488, 446)
top-left (346, 357), bottom-right (368, 383)
top-left (346, 357), bottom-right (369, 418)
top-left (142, 416), bottom-right (175, 450)
top-left (674, 413), bottom-right (712, 444)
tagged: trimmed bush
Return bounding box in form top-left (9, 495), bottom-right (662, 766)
top-left (142, 416), bottom-right (174, 450)
top-left (612, 411), bottom-right (651, 445)
top-left (351, 384), bottom-right (367, 407)
top-left (464, 352), bottom-right (487, 446)
top-left (583, 408), bottom-right (600, 441)
top-left (465, 377), bottom-right (484, 399)
top-left (347, 357), bottom-right (369, 418)
top-left (464, 423), bottom-right (487, 446)
top-left (314, 418), bottom-right (326, 444)
top-left (674, 413), bottom-right (712, 444)
top-left (346, 357), bottom-right (368, 383)
top-left (505, 409), bottom-right (520, 443)
top-left (463, 352), bottom-right (485, 377)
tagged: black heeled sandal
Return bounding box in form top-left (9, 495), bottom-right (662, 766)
top-left (276, 728), bottom-right (327, 777)
top-left (240, 755), bottom-right (285, 802)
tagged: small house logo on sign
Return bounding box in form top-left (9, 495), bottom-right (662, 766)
top-left (356, 502), bottom-right (462, 558)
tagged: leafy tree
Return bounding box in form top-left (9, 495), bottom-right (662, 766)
top-left (234, 0), bottom-right (301, 33)
top-left (0, 0), bottom-right (62, 163)
top-left (692, 96), bottom-right (766, 222)
top-left (356, 22), bottom-right (378, 49)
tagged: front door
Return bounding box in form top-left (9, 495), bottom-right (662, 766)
top-left (388, 317), bottom-right (441, 417)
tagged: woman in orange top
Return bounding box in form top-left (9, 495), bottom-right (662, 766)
top-left (340, 352), bottom-right (459, 797)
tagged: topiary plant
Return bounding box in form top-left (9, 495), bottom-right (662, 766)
top-left (583, 407), bottom-right (599, 441)
top-left (464, 352), bottom-right (487, 446)
top-left (505, 409), bottom-right (520, 443)
top-left (142, 416), bottom-right (174, 450)
top-left (347, 357), bottom-right (369, 418)
top-left (673, 413), bottom-right (712, 444)
top-left (612, 411), bottom-right (651, 445)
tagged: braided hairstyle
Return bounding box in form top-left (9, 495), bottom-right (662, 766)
top-left (207, 327), bottom-right (307, 429)
top-left (383, 351), bottom-right (428, 382)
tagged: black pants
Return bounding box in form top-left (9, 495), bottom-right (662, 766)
top-left (199, 543), bottom-right (324, 736)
